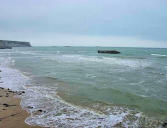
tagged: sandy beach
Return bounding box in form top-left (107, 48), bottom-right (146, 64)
top-left (0, 87), bottom-right (41, 128)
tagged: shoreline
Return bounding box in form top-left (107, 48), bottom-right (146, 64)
top-left (0, 87), bottom-right (41, 128)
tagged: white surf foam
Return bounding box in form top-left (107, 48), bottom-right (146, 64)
top-left (42, 54), bottom-right (151, 69)
top-left (0, 57), bottom-right (29, 90)
top-left (21, 86), bottom-right (142, 128)
top-left (151, 54), bottom-right (167, 57)
top-left (81, 56), bottom-right (150, 68)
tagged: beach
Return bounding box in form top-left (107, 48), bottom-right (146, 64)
top-left (0, 87), bottom-right (41, 128)
top-left (1, 0), bottom-right (167, 127)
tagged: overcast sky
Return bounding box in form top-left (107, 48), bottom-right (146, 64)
top-left (0, 0), bottom-right (167, 47)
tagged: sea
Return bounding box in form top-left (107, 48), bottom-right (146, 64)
top-left (0, 46), bottom-right (167, 128)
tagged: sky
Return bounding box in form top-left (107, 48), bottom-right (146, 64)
top-left (0, 0), bottom-right (167, 47)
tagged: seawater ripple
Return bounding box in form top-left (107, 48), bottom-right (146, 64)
top-left (0, 48), bottom-right (166, 128)
top-left (0, 58), bottom-right (161, 127)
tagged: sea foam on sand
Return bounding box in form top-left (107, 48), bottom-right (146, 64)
top-left (0, 57), bottom-right (29, 90)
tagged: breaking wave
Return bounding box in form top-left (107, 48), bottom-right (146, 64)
top-left (151, 54), bottom-right (167, 57)
top-left (42, 54), bottom-right (151, 69)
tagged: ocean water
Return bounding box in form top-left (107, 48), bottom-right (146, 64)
top-left (0, 46), bottom-right (167, 127)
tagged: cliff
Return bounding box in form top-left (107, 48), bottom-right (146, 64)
top-left (0, 40), bottom-right (31, 49)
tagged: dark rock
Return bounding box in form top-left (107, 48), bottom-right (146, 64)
top-left (16, 91), bottom-right (24, 95)
top-left (3, 103), bottom-right (16, 107)
top-left (15, 91), bottom-right (25, 95)
top-left (98, 50), bottom-right (120, 54)
top-left (22, 91), bottom-right (25, 93)
top-left (38, 109), bottom-right (43, 112)
top-left (27, 106), bottom-right (33, 109)
top-left (162, 121), bottom-right (167, 127)
top-left (3, 103), bottom-right (9, 107)
top-left (11, 114), bottom-right (16, 116)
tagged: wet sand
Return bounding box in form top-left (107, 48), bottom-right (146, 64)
top-left (0, 87), bottom-right (41, 128)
